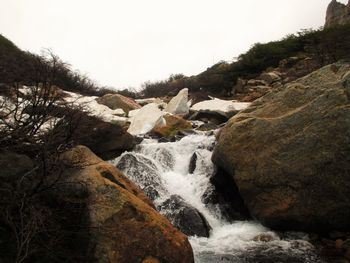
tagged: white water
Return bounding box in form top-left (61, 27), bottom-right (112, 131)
top-left (112, 134), bottom-right (324, 263)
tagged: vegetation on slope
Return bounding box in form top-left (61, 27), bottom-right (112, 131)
top-left (138, 24), bottom-right (350, 98)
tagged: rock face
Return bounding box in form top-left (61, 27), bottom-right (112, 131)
top-left (160, 195), bottom-right (211, 237)
top-left (164, 88), bottom-right (190, 115)
top-left (96, 93), bottom-right (141, 114)
top-left (59, 146), bottom-right (194, 263)
top-left (325, 0), bottom-right (350, 28)
top-left (127, 103), bottom-right (165, 135)
top-left (213, 62), bottom-right (350, 232)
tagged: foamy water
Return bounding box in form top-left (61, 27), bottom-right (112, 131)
top-left (112, 134), bottom-right (325, 263)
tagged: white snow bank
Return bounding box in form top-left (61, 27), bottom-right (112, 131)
top-left (191, 98), bottom-right (251, 118)
top-left (63, 91), bottom-right (127, 125)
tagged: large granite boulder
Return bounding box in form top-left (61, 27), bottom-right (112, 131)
top-left (325, 0), bottom-right (350, 28)
top-left (58, 146), bottom-right (194, 263)
top-left (212, 62), bottom-right (350, 232)
top-left (96, 93), bottom-right (141, 114)
top-left (164, 88), bottom-right (190, 115)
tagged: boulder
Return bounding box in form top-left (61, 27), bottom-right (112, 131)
top-left (58, 146), bottom-right (194, 263)
top-left (212, 62), bottom-right (350, 232)
top-left (325, 0), bottom-right (350, 28)
top-left (164, 88), bottom-right (190, 115)
top-left (96, 94), bottom-right (141, 114)
top-left (127, 103), bottom-right (165, 135)
top-left (191, 98), bottom-right (251, 119)
top-left (159, 195), bottom-right (211, 237)
top-left (152, 115), bottom-right (192, 139)
top-left (259, 71), bottom-right (281, 85)
top-left (116, 153), bottom-right (168, 200)
top-left (55, 113), bottom-right (136, 160)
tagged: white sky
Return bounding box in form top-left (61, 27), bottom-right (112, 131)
top-left (0, 0), bottom-right (345, 89)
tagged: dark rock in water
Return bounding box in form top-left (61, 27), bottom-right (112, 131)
top-left (116, 153), bottom-right (168, 200)
top-left (189, 152), bottom-right (198, 174)
top-left (203, 167), bottom-right (251, 222)
top-left (188, 111), bottom-right (228, 125)
top-left (160, 195), bottom-right (211, 237)
top-left (196, 123), bottom-right (219, 131)
top-left (148, 147), bottom-right (175, 170)
top-left (213, 63), bottom-right (350, 232)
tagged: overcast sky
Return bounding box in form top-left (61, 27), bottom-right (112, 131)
top-left (0, 0), bottom-right (345, 89)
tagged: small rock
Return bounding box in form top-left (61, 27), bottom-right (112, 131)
top-left (253, 233), bottom-right (276, 242)
top-left (335, 239), bottom-right (344, 250)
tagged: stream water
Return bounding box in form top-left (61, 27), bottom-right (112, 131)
top-left (111, 133), bottom-right (326, 263)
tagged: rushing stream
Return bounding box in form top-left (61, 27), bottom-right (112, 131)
top-left (111, 133), bottom-right (326, 263)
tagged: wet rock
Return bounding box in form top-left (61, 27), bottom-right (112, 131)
top-left (203, 167), bottom-right (251, 222)
top-left (160, 195), bottom-right (211, 237)
top-left (188, 152), bottom-right (198, 174)
top-left (253, 233), bottom-right (277, 242)
top-left (116, 153), bottom-right (168, 200)
top-left (213, 62), bottom-right (350, 232)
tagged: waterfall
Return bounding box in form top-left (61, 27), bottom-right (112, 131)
top-left (111, 134), bottom-right (325, 263)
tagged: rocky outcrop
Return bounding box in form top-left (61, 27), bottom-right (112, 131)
top-left (233, 56), bottom-right (320, 102)
top-left (164, 88), bottom-right (190, 115)
top-left (96, 93), bottom-right (141, 114)
top-left (213, 62), bottom-right (350, 232)
top-left (325, 0), bottom-right (350, 28)
top-left (58, 146), bottom-right (194, 263)
top-left (127, 103), bottom-right (165, 135)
